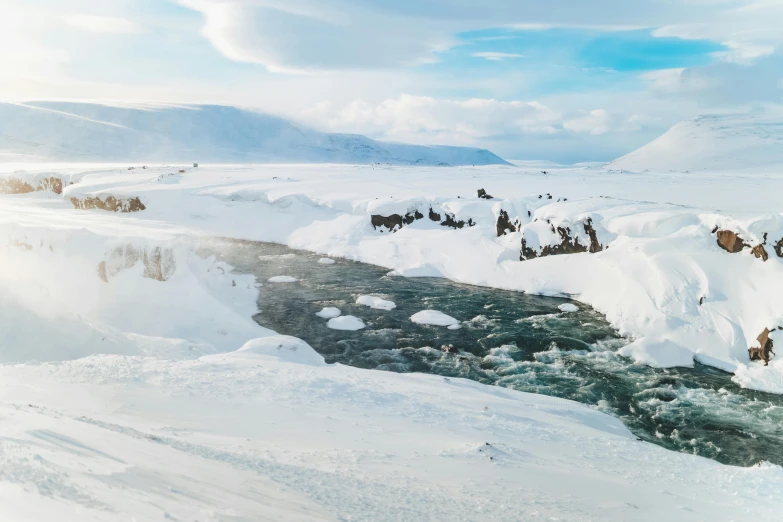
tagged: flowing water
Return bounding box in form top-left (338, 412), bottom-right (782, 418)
top-left (208, 239), bottom-right (783, 468)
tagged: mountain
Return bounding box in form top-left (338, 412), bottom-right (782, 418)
top-left (606, 111), bottom-right (783, 173)
top-left (0, 101), bottom-right (509, 166)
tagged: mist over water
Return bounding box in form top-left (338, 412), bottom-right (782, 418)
top-left (209, 239), bottom-right (783, 468)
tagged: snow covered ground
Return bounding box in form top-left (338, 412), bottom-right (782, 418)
top-left (2, 161), bottom-right (783, 519)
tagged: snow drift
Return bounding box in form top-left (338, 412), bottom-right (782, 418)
top-left (0, 101), bottom-right (509, 166)
top-left (607, 111), bottom-right (783, 173)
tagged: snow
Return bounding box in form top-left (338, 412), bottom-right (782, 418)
top-left (231, 335), bottom-right (326, 366)
top-left (3, 161), bottom-right (783, 518)
top-left (356, 294), bottom-right (396, 310)
top-left (0, 101), bottom-right (508, 166)
top-left (327, 315), bottom-right (366, 331)
top-left (318, 257), bottom-right (336, 264)
top-left (619, 337), bottom-right (695, 369)
top-left (608, 111), bottom-right (783, 173)
top-left (411, 310), bottom-right (460, 327)
top-left (558, 303), bottom-right (579, 312)
top-left (315, 306), bottom-right (342, 319)
top-left (268, 275), bottom-right (298, 283)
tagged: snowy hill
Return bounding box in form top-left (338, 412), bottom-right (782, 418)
top-left (607, 112), bottom-right (783, 173)
top-left (0, 101), bottom-right (509, 166)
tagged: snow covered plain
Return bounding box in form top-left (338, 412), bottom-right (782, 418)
top-left (2, 161), bottom-right (783, 519)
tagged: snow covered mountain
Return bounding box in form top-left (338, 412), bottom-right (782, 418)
top-left (0, 101), bottom-right (509, 166)
top-left (607, 111), bottom-right (783, 173)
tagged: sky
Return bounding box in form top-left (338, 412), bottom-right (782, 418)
top-left (1, 0), bottom-right (782, 162)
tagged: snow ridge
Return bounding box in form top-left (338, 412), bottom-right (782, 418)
top-left (0, 101), bottom-right (509, 166)
top-left (607, 111), bottom-right (783, 173)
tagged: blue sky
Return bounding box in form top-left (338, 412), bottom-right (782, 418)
top-left (0, 0), bottom-right (781, 162)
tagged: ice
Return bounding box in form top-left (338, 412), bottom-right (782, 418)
top-left (411, 310), bottom-right (460, 327)
top-left (558, 303), bottom-right (579, 313)
top-left (619, 338), bottom-right (695, 369)
top-left (268, 275), bottom-right (298, 283)
top-left (318, 258), bottom-right (336, 265)
top-left (231, 335), bottom-right (326, 366)
top-left (356, 295), bottom-right (397, 310)
top-left (327, 315), bottom-right (366, 331)
top-left (316, 307), bottom-right (342, 319)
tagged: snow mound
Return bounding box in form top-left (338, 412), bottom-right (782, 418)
top-left (356, 295), bottom-right (396, 310)
top-left (268, 276), bottom-right (298, 283)
top-left (327, 315), bottom-right (366, 331)
top-left (411, 310), bottom-right (460, 327)
top-left (0, 101), bottom-right (509, 166)
top-left (607, 111), bottom-right (783, 173)
top-left (558, 303), bottom-right (579, 313)
top-left (316, 307), bottom-right (342, 319)
top-left (233, 335), bottom-right (325, 366)
top-left (619, 338), bottom-right (695, 369)
top-left (318, 258), bottom-right (336, 265)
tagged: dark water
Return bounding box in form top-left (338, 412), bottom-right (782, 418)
top-left (207, 239), bottom-right (783, 468)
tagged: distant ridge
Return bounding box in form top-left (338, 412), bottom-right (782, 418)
top-left (0, 101), bottom-right (510, 166)
top-left (606, 111), bottom-right (783, 173)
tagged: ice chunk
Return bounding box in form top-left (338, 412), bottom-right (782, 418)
top-left (268, 276), bottom-right (298, 283)
top-left (318, 258), bottom-right (336, 265)
top-left (233, 335), bottom-right (325, 366)
top-left (558, 303), bottom-right (579, 313)
top-left (411, 310), bottom-right (460, 327)
top-left (356, 295), bottom-right (396, 310)
top-left (327, 315), bottom-right (366, 331)
top-left (316, 307), bottom-right (341, 319)
top-left (619, 338), bottom-right (694, 369)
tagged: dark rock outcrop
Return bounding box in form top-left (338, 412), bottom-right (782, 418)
top-left (373, 207), bottom-right (474, 232)
top-left (477, 189), bottom-right (494, 200)
top-left (751, 244), bottom-right (769, 262)
top-left (441, 344), bottom-right (458, 354)
top-left (71, 195), bottom-right (146, 212)
top-left (716, 230), bottom-right (747, 253)
top-left (496, 210), bottom-right (519, 237)
top-left (749, 328), bottom-right (776, 365)
top-left (371, 210), bottom-right (423, 232)
top-left (775, 239), bottom-right (783, 258)
top-left (520, 218), bottom-right (605, 261)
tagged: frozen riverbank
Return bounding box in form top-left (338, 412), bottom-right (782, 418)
top-left (4, 162), bottom-right (783, 390)
top-left (0, 219), bottom-right (782, 519)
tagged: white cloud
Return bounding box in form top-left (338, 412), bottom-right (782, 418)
top-left (302, 94), bottom-right (563, 145)
top-left (564, 109), bottom-right (612, 135)
top-left (471, 52), bottom-right (524, 61)
top-left (64, 14), bottom-right (144, 34)
top-left (175, 0), bottom-right (747, 73)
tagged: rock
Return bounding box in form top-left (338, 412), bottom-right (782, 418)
top-left (440, 213), bottom-right (474, 230)
top-left (520, 217), bottom-right (605, 261)
top-left (0, 176), bottom-right (64, 195)
top-left (751, 244), bottom-right (769, 262)
top-left (441, 344), bottom-right (458, 354)
top-left (71, 195), bottom-right (146, 212)
top-left (477, 189), bottom-right (494, 199)
top-left (775, 238), bottom-right (783, 258)
top-left (98, 244), bottom-right (175, 282)
top-left (373, 207), bottom-right (474, 232)
top-left (716, 230), bottom-right (747, 253)
top-left (749, 328), bottom-right (776, 366)
top-left (370, 210), bottom-right (424, 232)
top-left (496, 209), bottom-right (519, 237)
